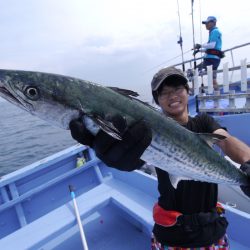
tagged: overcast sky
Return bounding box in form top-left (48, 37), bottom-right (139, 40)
top-left (0, 0), bottom-right (249, 101)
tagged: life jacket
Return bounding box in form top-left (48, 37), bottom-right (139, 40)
top-left (153, 202), bottom-right (225, 229)
top-left (206, 49), bottom-right (225, 58)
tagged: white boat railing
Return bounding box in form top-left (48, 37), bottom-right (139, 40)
top-left (172, 42), bottom-right (250, 70)
top-left (194, 60), bottom-right (250, 113)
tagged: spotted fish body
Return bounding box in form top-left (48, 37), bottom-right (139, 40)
top-left (0, 69), bottom-right (248, 187)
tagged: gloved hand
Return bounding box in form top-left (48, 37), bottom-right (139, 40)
top-left (69, 118), bottom-right (95, 147)
top-left (193, 49), bottom-right (200, 56)
top-left (69, 115), bottom-right (152, 171)
top-left (194, 43), bottom-right (201, 50)
top-left (240, 160), bottom-right (250, 197)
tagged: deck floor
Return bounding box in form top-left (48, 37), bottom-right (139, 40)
top-left (42, 202), bottom-right (150, 250)
top-left (37, 202), bottom-right (249, 250)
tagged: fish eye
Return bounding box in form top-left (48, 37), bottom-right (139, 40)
top-left (24, 86), bottom-right (40, 100)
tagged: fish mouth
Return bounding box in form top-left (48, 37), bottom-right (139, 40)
top-left (0, 85), bottom-right (27, 110)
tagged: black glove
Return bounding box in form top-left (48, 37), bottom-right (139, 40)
top-left (69, 115), bottom-right (152, 171)
top-left (240, 160), bottom-right (250, 197)
top-left (194, 43), bottom-right (201, 50)
top-left (193, 49), bottom-right (200, 56)
top-left (69, 118), bottom-right (95, 147)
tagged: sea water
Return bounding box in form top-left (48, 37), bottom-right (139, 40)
top-left (0, 99), bottom-right (75, 175)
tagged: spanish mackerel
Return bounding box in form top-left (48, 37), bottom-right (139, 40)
top-left (0, 69), bottom-right (248, 187)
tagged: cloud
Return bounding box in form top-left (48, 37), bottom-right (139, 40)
top-left (0, 0), bottom-right (249, 100)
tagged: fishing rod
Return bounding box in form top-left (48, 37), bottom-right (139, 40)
top-left (143, 49), bottom-right (192, 74)
top-left (69, 185), bottom-right (89, 250)
top-left (198, 0), bottom-right (205, 92)
top-left (191, 0), bottom-right (197, 69)
top-left (176, 0), bottom-right (185, 71)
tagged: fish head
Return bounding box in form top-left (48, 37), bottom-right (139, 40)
top-left (0, 69), bottom-right (82, 129)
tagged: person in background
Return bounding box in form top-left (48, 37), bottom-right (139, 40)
top-left (69, 67), bottom-right (250, 249)
top-left (193, 16), bottom-right (223, 90)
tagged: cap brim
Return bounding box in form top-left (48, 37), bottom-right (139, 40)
top-left (152, 74), bottom-right (187, 91)
top-left (152, 79), bottom-right (164, 91)
top-left (202, 21), bottom-right (207, 24)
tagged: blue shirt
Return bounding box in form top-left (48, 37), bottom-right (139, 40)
top-left (205, 27), bottom-right (222, 60)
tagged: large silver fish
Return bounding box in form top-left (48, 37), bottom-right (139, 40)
top-left (0, 69), bottom-right (248, 187)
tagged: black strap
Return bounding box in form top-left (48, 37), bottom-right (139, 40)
top-left (177, 210), bottom-right (220, 232)
top-left (206, 49), bottom-right (225, 58)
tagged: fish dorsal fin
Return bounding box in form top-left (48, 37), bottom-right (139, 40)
top-left (89, 114), bottom-right (122, 140)
top-left (169, 174), bottom-right (191, 189)
top-left (197, 133), bottom-right (226, 147)
top-left (108, 86), bottom-right (158, 111)
top-left (107, 87), bottom-right (139, 97)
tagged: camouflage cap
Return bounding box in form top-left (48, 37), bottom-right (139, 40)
top-left (151, 67), bottom-right (188, 92)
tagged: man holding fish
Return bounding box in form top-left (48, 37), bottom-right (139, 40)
top-left (70, 67), bottom-right (250, 249)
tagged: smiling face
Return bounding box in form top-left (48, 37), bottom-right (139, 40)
top-left (157, 84), bottom-right (189, 118)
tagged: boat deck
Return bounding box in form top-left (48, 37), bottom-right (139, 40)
top-left (0, 145), bottom-right (249, 249)
top-left (0, 178), bottom-right (153, 249)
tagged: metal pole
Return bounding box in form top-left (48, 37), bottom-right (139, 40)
top-left (69, 185), bottom-right (89, 250)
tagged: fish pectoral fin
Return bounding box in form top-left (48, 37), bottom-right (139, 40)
top-left (197, 133), bottom-right (226, 147)
top-left (169, 175), bottom-right (191, 189)
top-left (91, 115), bottom-right (122, 140)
